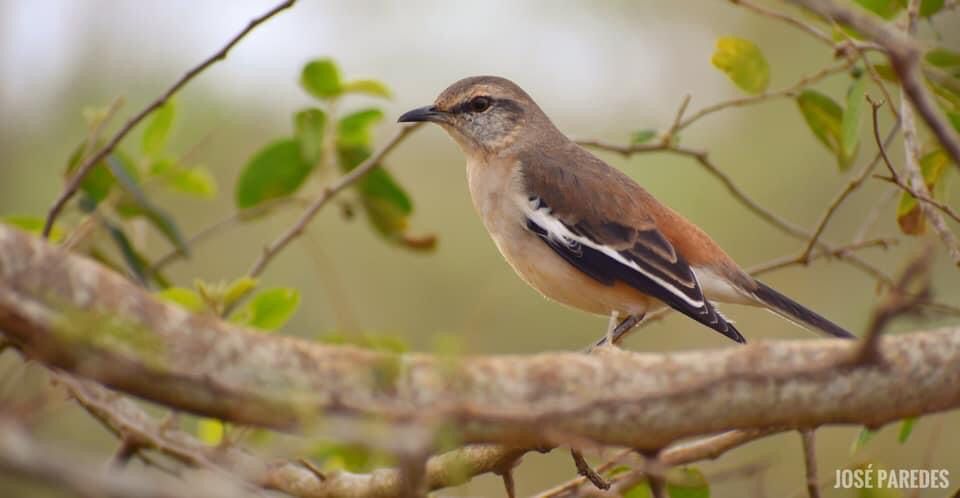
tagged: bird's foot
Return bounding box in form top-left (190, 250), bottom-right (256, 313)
top-left (584, 313), bottom-right (644, 353)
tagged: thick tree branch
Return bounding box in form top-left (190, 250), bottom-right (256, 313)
top-left (0, 420), bottom-right (250, 498)
top-left (1, 226), bottom-right (959, 454)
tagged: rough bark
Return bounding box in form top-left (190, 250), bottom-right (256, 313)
top-left (1, 225), bottom-right (959, 452)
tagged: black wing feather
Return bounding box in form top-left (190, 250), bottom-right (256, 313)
top-left (526, 214), bottom-right (745, 343)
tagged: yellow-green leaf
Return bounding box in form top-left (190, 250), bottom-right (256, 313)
top-left (235, 287), bottom-right (301, 331)
top-left (897, 149), bottom-right (950, 235)
top-left (667, 467), bottom-right (710, 498)
top-left (235, 139), bottom-right (314, 209)
top-left (223, 277), bottom-right (258, 308)
top-left (141, 100), bottom-right (176, 157)
top-left (842, 76), bottom-right (867, 158)
top-left (711, 37), bottom-right (770, 95)
top-left (852, 427), bottom-right (877, 454)
top-left (197, 418), bottom-right (224, 445)
top-left (294, 108), bottom-right (327, 165)
top-left (338, 108), bottom-right (385, 149)
top-left (301, 58), bottom-right (342, 100)
top-left (854, 0), bottom-right (905, 19)
top-left (920, 0), bottom-right (946, 17)
top-left (632, 129), bottom-right (657, 144)
top-left (898, 417), bottom-right (916, 443)
top-left (150, 160), bottom-right (217, 198)
top-left (2, 215), bottom-right (65, 242)
top-left (156, 287), bottom-right (206, 312)
top-left (796, 90), bottom-right (852, 169)
top-left (342, 79), bottom-right (392, 99)
top-left (623, 483), bottom-right (653, 498)
top-left (926, 47), bottom-right (960, 67)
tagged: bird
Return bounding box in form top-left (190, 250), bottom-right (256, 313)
top-left (398, 75), bottom-right (855, 345)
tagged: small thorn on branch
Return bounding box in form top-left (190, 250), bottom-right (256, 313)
top-left (571, 448), bottom-right (610, 490)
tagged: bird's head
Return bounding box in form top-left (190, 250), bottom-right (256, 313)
top-left (398, 75), bottom-right (553, 157)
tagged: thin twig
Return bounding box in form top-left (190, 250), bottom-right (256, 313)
top-left (247, 123), bottom-right (422, 278)
top-left (799, 116), bottom-right (901, 262)
top-left (856, 245), bottom-right (933, 363)
top-left (149, 196), bottom-right (303, 271)
top-left (41, 0), bottom-right (297, 238)
top-left (570, 448), bottom-right (610, 490)
top-left (677, 60), bottom-right (852, 131)
top-left (801, 430), bottom-right (821, 498)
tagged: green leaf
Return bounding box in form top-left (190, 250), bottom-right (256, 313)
top-left (920, 0), bottom-right (946, 16)
top-left (796, 90), bottom-right (852, 169)
top-left (301, 58), bottom-right (342, 100)
top-left (852, 427), bottom-right (876, 453)
top-left (631, 129), bottom-right (657, 144)
top-left (108, 156), bottom-right (189, 256)
top-left (310, 443), bottom-right (388, 473)
top-left (873, 64), bottom-right (897, 82)
top-left (150, 160), bottom-right (217, 198)
top-left (1, 215), bottom-right (66, 242)
top-left (842, 75), bottom-right (867, 158)
top-left (235, 287), bottom-right (301, 331)
top-left (235, 139), bottom-right (314, 209)
top-left (948, 111), bottom-right (960, 133)
top-left (294, 108), bottom-right (327, 165)
top-left (141, 100), bottom-right (176, 157)
top-left (897, 417), bottom-right (916, 443)
top-left (667, 467), bottom-right (710, 498)
top-left (897, 149), bottom-right (950, 235)
top-left (338, 109), bottom-right (385, 149)
top-left (623, 483), bottom-right (653, 498)
top-left (65, 142), bottom-right (140, 205)
top-left (197, 418), bottom-right (224, 445)
top-left (854, 0), bottom-right (905, 19)
top-left (156, 287), bottom-right (206, 312)
top-left (925, 48), bottom-right (960, 67)
top-left (342, 79), bottom-right (392, 99)
top-left (711, 36), bottom-right (770, 95)
top-left (103, 221), bottom-right (150, 286)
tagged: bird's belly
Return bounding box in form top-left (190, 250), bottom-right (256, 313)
top-left (491, 222), bottom-right (655, 316)
top-left (465, 160), bottom-right (653, 316)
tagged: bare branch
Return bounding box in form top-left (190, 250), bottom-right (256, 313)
top-left (801, 430), bottom-right (821, 498)
top-left (677, 60), bottom-right (852, 131)
top-left (41, 0), bottom-right (297, 238)
top-left (0, 420), bottom-right (250, 498)
top-left (798, 118), bottom-right (901, 262)
top-left (571, 448), bottom-right (610, 490)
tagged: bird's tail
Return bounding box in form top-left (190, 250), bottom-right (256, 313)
top-left (751, 281), bottom-right (856, 339)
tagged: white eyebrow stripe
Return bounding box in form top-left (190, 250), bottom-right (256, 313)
top-left (522, 197), bottom-right (706, 309)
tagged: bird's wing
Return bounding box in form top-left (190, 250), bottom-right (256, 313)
top-left (518, 144), bottom-right (744, 343)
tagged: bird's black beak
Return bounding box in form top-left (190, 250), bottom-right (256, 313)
top-left (398, 105), bottom-right (443, 123)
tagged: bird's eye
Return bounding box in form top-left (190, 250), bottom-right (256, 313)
top-left (469, 96), bottom-right (491, 112)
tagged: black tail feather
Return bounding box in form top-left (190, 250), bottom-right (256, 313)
top-left (752, 281), bottom-right (856, 339)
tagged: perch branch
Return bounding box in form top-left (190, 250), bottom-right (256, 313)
top-left (2, 226), bottom-right (960, 452)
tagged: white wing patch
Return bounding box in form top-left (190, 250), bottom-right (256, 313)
top-left (522, 196), bottom-right (705, 309)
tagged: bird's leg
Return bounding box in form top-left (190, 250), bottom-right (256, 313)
top-left (605, 310), bottom-right (620, 347)
top-left (585, 313), bottom-right (644, 352)
top-left (611, 314), bottom-right (643, 344)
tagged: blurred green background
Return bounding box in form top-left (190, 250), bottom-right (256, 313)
top-left (1, 1), bottom-right (959, 496)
